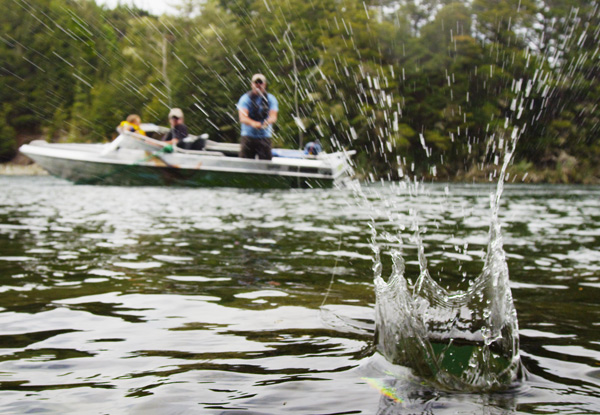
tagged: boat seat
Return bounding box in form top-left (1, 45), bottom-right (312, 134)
top-left (204, 140), bottom-right (241, 156)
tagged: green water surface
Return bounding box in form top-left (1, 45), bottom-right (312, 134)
top-left (0, 176), bottom-right (598, 414)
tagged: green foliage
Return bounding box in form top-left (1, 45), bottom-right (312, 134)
top-left (0, 104), bottom-right (17, 161)
top-left (0, 0), bottom-right (598, 183)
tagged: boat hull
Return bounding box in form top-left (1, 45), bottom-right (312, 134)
top-left (19, 140), bottom-right (350, 189)
top-left (26, 152), bottom-right (334, 188)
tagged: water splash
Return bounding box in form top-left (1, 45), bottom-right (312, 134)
top-left (363, 133), bottom-right (523, 392)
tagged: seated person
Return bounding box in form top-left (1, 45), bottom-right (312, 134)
top-left (304, 140), bottom-right (322, 156)
top-left (163, 108), bottom-right (188, 147)
top-left (118, 114), bottom-right (146, 135)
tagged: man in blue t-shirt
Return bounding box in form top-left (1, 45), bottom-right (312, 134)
top-left (237, 73), bottom-right (279, 160)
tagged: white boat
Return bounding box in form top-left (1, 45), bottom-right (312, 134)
top-left (19, 125), bottom-right (355, 189)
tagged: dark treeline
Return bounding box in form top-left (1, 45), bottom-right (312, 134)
top-left (1, 0), bottom-right (599, 182)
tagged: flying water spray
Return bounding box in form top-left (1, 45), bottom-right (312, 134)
top-left (364, 131), bottom-right (524, 392)
top-left (356, 82), bottom-right (537, 391)
top-left (336, 14), bottom-right (563, 393)
top-left (339, 0), bottom-right (600, 391)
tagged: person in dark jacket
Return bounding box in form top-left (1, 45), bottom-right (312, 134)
top-left (163, 108), bottom-right (188, 146)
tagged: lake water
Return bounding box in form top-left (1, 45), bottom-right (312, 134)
top-left (0, 175), bottom-right (599, 414)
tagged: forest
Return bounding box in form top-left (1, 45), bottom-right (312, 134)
top-left (1, 0), bottom-right (599, 183)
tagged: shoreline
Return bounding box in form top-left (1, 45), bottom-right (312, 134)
top-left (0, 162), bottom-right (48, 176)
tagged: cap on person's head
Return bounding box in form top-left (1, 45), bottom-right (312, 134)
top-left (251, 74), bottom-right (267, 84)
top-left (169, 108), bottom-right (184, 119)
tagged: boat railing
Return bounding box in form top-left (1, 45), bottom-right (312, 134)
top-left (107, 131), bottom-right (356, 168)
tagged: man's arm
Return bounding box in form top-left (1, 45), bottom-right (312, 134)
top-left (262, 110), bottom-right (278, 128)
top-left (239, 108), bottom-right (263, 129)
top-left (263, 94), bottom-right (278, 128)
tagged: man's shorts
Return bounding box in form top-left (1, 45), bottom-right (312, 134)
top-left (239, 136), bottom-right (272, 160)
